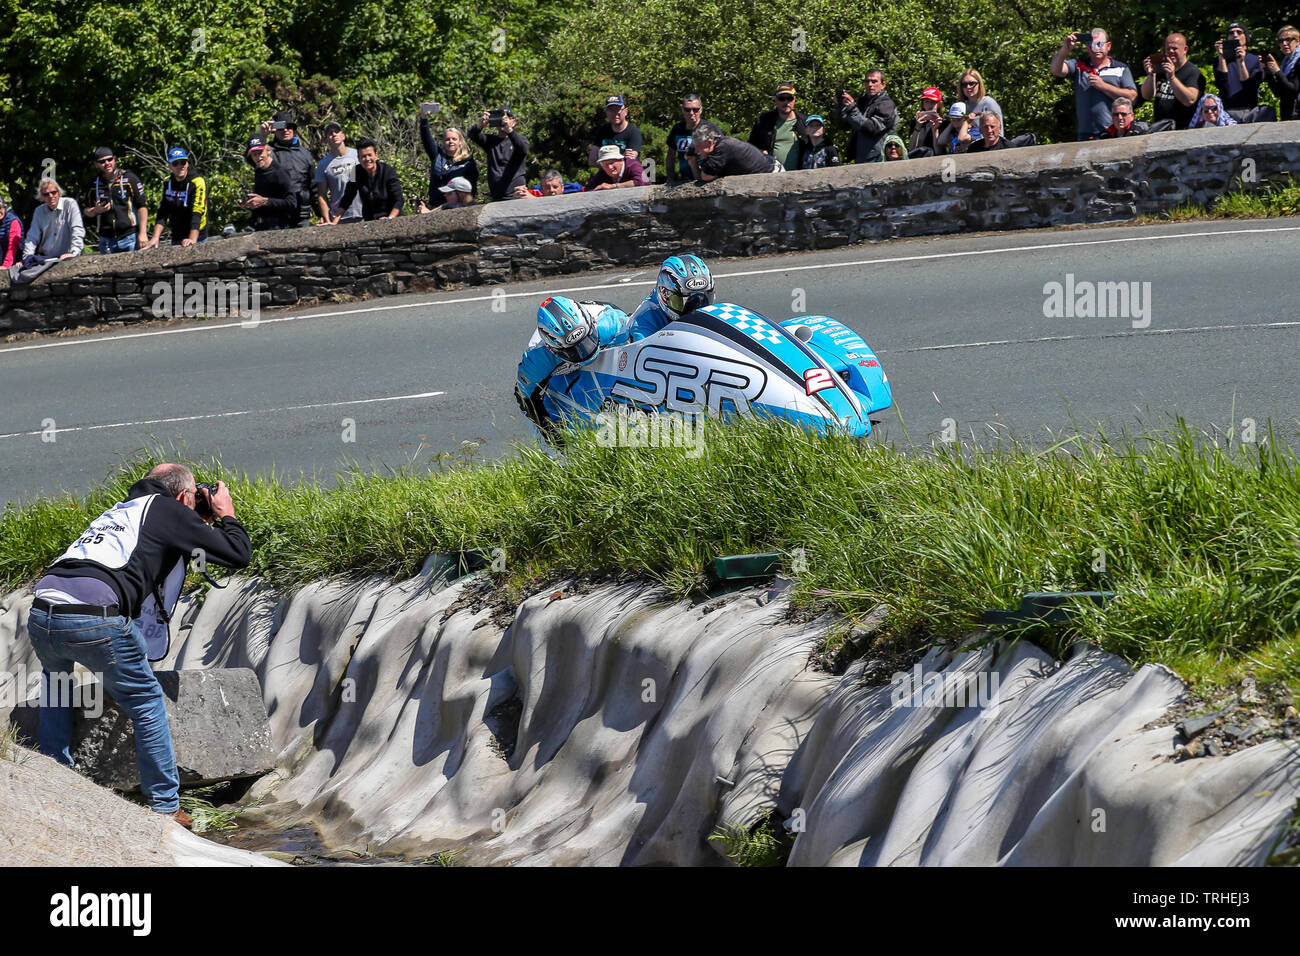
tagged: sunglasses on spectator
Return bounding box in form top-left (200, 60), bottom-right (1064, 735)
top-left (40, 189), bottom-right (59, 196)
top-left (169, 159), bottom-right (188, 166)
top-left (95, 157), bottom-right (114, 164)
top-left (1090, 40), bottom-right (1107, 48)
top-left (776, 95), bottom-right (794, 103)
top-left (960, 81), bottom-right (977, 87)
top-left (1204, 105), bottom-right (1220, 112)
top-left (684, 106), bottom-right (702, 112)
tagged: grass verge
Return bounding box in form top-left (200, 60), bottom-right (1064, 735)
top-left (2, 417), bottom-right (1298, 698)
top-left (1138, 177), bottom-right (1300, 223)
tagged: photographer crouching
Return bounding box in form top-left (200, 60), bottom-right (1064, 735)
top-left (26, 463), bottom-right (251, 828)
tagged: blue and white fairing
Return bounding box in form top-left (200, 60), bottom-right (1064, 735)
top-left (537, 302), bottom-right (891, 437)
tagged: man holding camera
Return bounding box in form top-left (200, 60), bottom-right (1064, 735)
top-left (1141, 33), bottom-right (1204, 130)
top-left (1215, 22), bottom-right (1267, 121)
top-left (833, 70), bottom-right (898, 163)
top-left (468, 108), bottom-right (530, 201)
top-left (259, 111), bottom-right (316, 226)
top-left (26, 464), bottom-right (251, 828)
top-left (1051, 28), bottom-right (1138, 139)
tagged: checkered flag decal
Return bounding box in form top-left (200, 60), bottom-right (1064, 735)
top-left (706, 304), bottom-right (786, 345)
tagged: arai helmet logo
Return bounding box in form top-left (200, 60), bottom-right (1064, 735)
top-left (683, 276), bottom-right (709, 291)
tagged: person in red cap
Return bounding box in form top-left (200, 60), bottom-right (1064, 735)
top-left (908, 87), bottom-right (946, 157)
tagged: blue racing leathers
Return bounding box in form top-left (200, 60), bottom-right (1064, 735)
top-left (515, 301), bottom-right (634, 433)
top-left (626, 293), bottom-right (676, 341)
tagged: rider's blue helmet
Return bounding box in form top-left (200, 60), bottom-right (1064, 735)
top-left (537, 295), bottom-right (600, 365)
top-left (656, 255), bottom-right (715, 320)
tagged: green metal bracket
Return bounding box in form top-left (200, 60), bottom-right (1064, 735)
top-left (982, 591), bottom-right (1114, 627)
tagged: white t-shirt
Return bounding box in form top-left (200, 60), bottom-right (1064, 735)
top-left (315, 148), bottom-right (362, 218)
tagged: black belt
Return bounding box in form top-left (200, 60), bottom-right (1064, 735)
top-left (32, 598), bottom-right (122, 618)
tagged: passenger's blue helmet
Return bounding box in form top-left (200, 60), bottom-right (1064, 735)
top-left (537, 295), bottom-right (600, 365)
top-left (656, 254), bottom-right (715, 320)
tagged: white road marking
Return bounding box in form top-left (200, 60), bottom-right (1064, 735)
top-left (0, 391), bottom-right (445, 440)
top-left (3, 222), bottom-right (1297, 357)
top-left (891, 319), bottom-right (1300, 354)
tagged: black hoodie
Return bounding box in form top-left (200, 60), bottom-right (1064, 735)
top-left (44, 478), bottom-right (251, 619)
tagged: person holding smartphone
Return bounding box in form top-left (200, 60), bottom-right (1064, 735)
top-left (1050, 28), bottom-right (1138, 140)
top-left (1140, 33), bottom-right (1204, 130)
top-left (1264, 25), bottom-right (1300, 120)
top-left (468, 107), bottom-right (529, 201)
top-left (908, 87), bottom-right (945, 157)
top-left (1215, 22), bottom-right (1267, 121)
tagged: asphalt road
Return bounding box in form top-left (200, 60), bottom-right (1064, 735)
top-left (3, 218), bottom-right (1299, 506)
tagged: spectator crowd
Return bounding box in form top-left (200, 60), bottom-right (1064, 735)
top-left (6, 19), bottom-right (1299, 266)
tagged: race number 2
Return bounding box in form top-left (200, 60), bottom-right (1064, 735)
top-left (803, 368), bottom-right (835, 395)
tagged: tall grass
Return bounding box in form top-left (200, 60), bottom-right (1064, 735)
top-left (2, 419), bottom-right (1298, 693)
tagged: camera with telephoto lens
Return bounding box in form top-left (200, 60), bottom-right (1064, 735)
top-left (195, 482), bottom-right (219, 520)
top-left (1225, 36), bottom-right (1242, 57)
top-left (488, 108), bottom-right (506, 127)
top-left (1072, 31), bottom-right (1090, 44)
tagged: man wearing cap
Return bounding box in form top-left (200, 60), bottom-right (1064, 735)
top-left (314, 122), bottom-right (363, 225)
top-left (143, 148), bottom-right (207, 248)
top-left (799, 115), bottom-right (840, 169)
top-left (468, 107), bottom-right (530, 201)
top-left (82, 148), bottom-right (149, 254)
top-left (432, 176), bottom-right (475, 209)
top-left (1051, 28), bottom-right (1138, 140)
top-left (1214, 22), bottom-right (1267, 121)
top-left (589, 94), bottom-right (643, 167)
top-left (908, 88), bottom-right (946, 157)
top-left (749, 83), bottom-right (806, 171)
top-left (938, 102), bottom-right (977, 154)
top-left (834, 70), bottom-right (899, 163)
top-left (240, 136), bottom-right (300, 231)
top-left (259, 111), bottom-right (315, 225)
top-left (585, 145), bottom-right (649, 191)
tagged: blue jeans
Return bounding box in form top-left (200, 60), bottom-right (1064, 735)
top-left (97, 233), bottom-right (138, 254)
top-left (26, 608), bottom-right (179, 812)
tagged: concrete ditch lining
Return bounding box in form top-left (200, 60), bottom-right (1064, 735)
top-left (2, 566), bottom-right (1297, 866)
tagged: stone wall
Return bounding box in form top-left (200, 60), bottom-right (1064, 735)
top-left (4, 121), bottom-right (1297, 335)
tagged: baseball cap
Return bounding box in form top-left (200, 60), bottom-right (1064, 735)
top-left (439, 176), bottom-right (473, 194)
top-left (166, 146), bottom-right (189, 163)
top-left (597, 144), bottom-right (625, 163)
top-left (246, 135), bottom-right (268, 154)
top-left (805, 114), bottom-right (825, 126)
top-left (93, 146), bottom-right (115, 160)
top-left (605, 94), bottom-right (626, 108)
top-left (947, 102), bottom-right (968, 119)
top-left (922, 87), bottom-right (943, 102)
top-left (323, 121), bottom-right (342, 135)
top-left (775, 83), bottom-right (796, 96)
